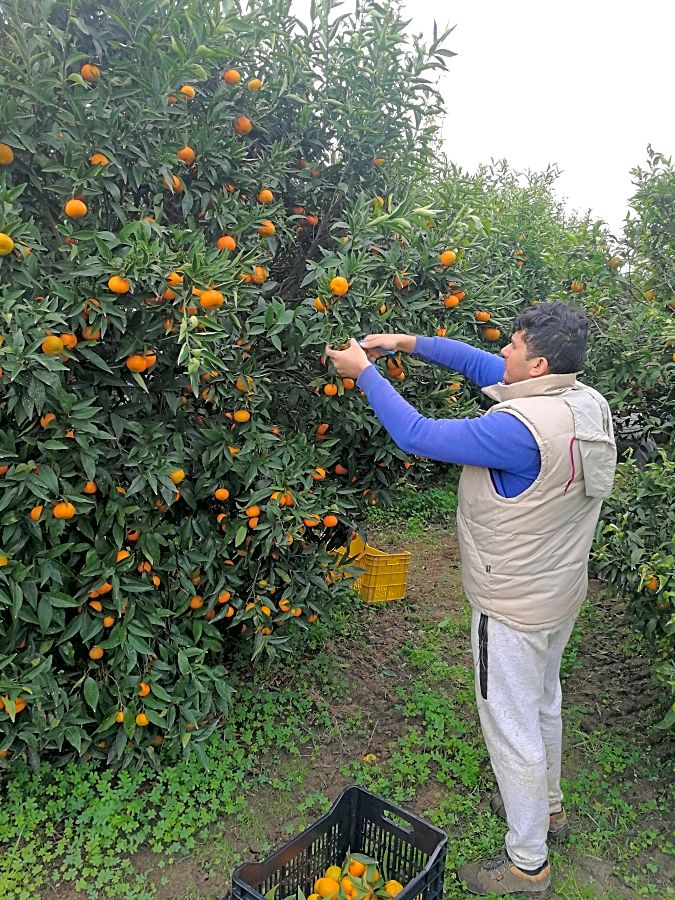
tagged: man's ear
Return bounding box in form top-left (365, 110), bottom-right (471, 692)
top-left (530, 355), bottom-right (550, 377)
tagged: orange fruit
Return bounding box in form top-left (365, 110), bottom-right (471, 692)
top-left (179, 84), bottom-right (196, 99)
top-left (0, 143), bottom-right (15, 165)
top-left (323, 383), bottom-right (338, 396)
top-left (143, 349), bottom-right (157, 368)
top-left (342, 377), bottom-right (355, 390)
top-left (252, 265), bottom-right (268, 284)
top-left (90, 152), bottom-right (109, 165)
top-left (303, 516), bottom-right (320, 527)
top-left (645, 575), bottom-right (660, 592)
top-left (247, 78), bottom-right (263, 90)
top-left (258, 219), bottom-right (275, 236)
top-left (236, 374), bottom-right (254, 393)
top-left (88, 646), bottom-right (104, 660)
top-left (436, 327), bottom-right (447, 337)
top-left (474, 310), bottom-right (491, 322)
top-left (312, 467), bottom-right (326, 481)
top-left (108, 275), bottom-right (130, 294)
top-left (167, 94), bottom-right (177, 104)
top-left (61, 333), bottom-right (78, 350)
top-left (82, 325), bottom-right (101, 340)
top-left (348, 861), bottom-right (366, 878)
top-left (217, 591), bottom-right (232, 605)
top-left (127, 529), bottom-right (140, 541)
top-left (570, 280), bottom-right (586, 293)
top-left (116, 549), bottom-right (130, 563)
top-left (245, 505), bottom-right (261, 518)
top-left (82, 481), bottom-right (97, 494)
top-left (126, 355), bottom-right (148, 372)
top-left (115, 710), bottom-right (125, 723)
top-left (166, 271), bottom-right (183, 286)
top-left (29, 505), bottom-right (44, 521)
top-left (223, 68), bottom-right (241, 84)
top-left (136, 712), bottom-right (149, 726)
top-left (482, 326), bottom-right (501, 341)
top-left (65, 198), bottom-right (87, 218)
top-left (233, 409), bottom-right (251, 423)
top-left (199, 289), bottom-right (225, 310)
top-left (163, 174), bottom-right (184, 192)
top-left (439, 249), bottom-right (457, 266)
top-left (248, 516), bottom-right (259, 528)
top-left (189, 595), bottom-right (204, 609)
top-left (330, 276), bottom-right (349, 296)
top-left (42, 335), bottom-right (64, 355)
top-left (305, 214), bottom-right (319, 226)
top-left (0, 233), bottom-right (14, 255)
top-left (170, 469), bottom-right (186, 484)
top-left (385, 882), bottom-right (404, 897)
top-left (313, 297), bottom-right (327, 312)
top-left (176, 146), bottom-right (196, 164)
top-left (334, 463), bottom-right (348, 475)
top-left (234, 115), bottom-right (253, 135)
top-left (81, 63), bottom-right (101, 81)
top-left (443, 295), bottom-right (460, 308)
top-left (215, 488), bottom-right (230, 500)
top-left (217, 235), bottom-right (237, 251)
top-left (258, 188), bottom-right (274, 203)
top-left (323, 514), bottom-right (338, 527)
top-left (53, 501), bottom-right (75, 519)
top-left (40, 411), bottom-right (56, 427)
top-left (314, 878), bottom-right (340, 899)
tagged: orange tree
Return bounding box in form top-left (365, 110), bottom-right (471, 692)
top-left (586, 149), bottom-right (675, 724)
top-left (0, 0), bottom-right (470, 766)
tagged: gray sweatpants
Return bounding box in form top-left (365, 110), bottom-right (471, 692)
top-left (470, 609), bottom-right (577, 870)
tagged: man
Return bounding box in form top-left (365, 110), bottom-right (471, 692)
top-left (325, 302), bottom-right (616, 896)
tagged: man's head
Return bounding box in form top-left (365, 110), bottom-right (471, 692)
top-left (501, 302), bottom-right (589, 384)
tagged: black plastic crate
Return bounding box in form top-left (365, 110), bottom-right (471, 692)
top-left (232, 786), bottom-right (447, 900)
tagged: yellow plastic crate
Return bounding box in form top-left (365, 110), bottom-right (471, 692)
top-left (334, 534), bottom-right (411, 604)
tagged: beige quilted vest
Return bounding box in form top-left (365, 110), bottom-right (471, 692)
top-left (456, 374), bottom-right (605, 631)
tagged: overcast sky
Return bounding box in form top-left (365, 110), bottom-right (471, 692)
top-left (290, 0), bottom-right (674, 237)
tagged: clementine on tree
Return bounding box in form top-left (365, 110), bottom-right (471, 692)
top-left (330, 276), bottom-right (349, 296)
top-left (108, 275), bottom-right (130, 294)
top-left (217, 234), bottom-right (237, 251)
top-left (81, 63), bottom-right (101, 81)
top-left (176, 146), bottom-right (196, 164)
top-left (65, 198), bottom-right (87, 218)
top-left (223, 68), bottom-right (241, 84)
top-left (0, 143), bottom-right (15, 165)
top-left (42, 335), bottom-right (64, 355)
top-left (234, 115), bottom-right (253, 135)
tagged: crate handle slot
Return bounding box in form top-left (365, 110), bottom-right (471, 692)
top-left (381, 809), bottom-right (414, 834)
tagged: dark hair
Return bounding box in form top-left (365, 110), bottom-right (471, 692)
top-left (512, 302), bottom-right (588, 374)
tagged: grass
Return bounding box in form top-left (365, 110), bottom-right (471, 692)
top-left (0, 484), bottom-right (672, 899)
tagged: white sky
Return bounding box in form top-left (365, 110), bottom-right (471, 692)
top-left (290, 0), bottom-right (675, 237)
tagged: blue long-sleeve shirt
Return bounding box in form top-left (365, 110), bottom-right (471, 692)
top-left (355, 337), bottom-right (541, 498)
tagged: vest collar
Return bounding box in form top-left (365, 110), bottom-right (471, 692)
top-left (482, 372), bottom-right (578, 403)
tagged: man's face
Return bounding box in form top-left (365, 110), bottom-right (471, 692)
top-left (500, 330), bottom-right (547, 384)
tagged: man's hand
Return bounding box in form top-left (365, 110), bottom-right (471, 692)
top-left (324, 338), bottom-right (371, 379)
top-left (360, 333), bottom-right (416, 361)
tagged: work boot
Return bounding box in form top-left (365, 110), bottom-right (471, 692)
top-left (490, 791), bottom-right (571, 844)
top-left (457, 848), bottom-right (551, 896)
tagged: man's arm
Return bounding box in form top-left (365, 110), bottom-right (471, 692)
top-left (411, 336), bottom-right (505, 388)
top-left (356, 365), bottom-right (539, 473)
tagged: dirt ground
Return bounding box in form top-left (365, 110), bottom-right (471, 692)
top-left (46, 524), bottom-right (673, 899)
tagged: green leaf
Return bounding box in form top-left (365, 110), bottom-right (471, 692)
top-left (84, 676), bottom-right (100, 711)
